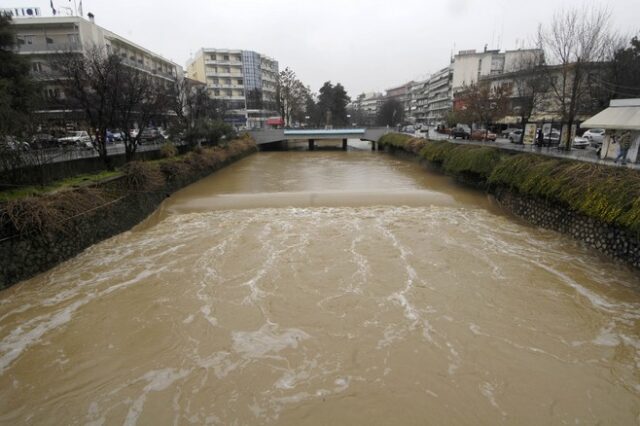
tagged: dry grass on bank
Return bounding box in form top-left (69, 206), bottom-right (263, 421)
top-left (0, 137), bottom-right (257, 236)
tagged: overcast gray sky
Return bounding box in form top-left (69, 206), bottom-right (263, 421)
top-left (10, 0), bottom-right (640, 96)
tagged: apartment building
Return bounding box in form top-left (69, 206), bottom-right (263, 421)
top-left (452, 47), bottom-right (543, 92)
top-left (407, 80), bottom-right (429, 125)
top-left (11, 15), bottom-right (182, 120)
top-left (426, 66), bottom-right (453, 126)
top-left (186, 48), bottom-right (279, 129)
top-left (351, 92), bottom-right (384, 125)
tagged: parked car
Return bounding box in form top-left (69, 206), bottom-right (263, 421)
top-left (508, 130), bottom-right (523, 144)
top-left (543, 130), bottom-right (561, 145)
top-left (501, 127), bottom-right (520, 138)
top-left (572, 136), bottom-right (590, 149)
top-left (140, 128), bottom-right (162, 142)
top-left (470, 129), bottom-right (497, 141)
top-left (582, 128), bottom-right (606, 146)
top-left (402, 125), bottom-right (415, 134)
top-left (58, 131), bottom-right (92, 147)
top-left (30, 133), bottom-right (58, 149)
top-left (0, 136), bottom-right (31, 151)
top-left (451, 127), bottom-right (470, 139)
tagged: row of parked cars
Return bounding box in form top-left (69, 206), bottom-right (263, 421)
top-left (505, 127), bottom-right (606, 149)
top-left (1, 128), bottom-right (169, 151)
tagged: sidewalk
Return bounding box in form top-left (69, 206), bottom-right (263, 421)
top-left (405, 131), bottom-right (640, 171)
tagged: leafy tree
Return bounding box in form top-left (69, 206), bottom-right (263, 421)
top-left (0, 15), bottom-right (38, 137)
top-left (186, 119), bottom-right (235, 147)
top-left (610, 36), bottom-right (640, 99)
top-left (377, 98), bottom-right (404, 126)
top-left (316, 81), bottom-right (351, 127)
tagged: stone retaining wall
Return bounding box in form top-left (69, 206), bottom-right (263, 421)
top-left (383, 146), bottom-right (640, 270)
top-left (0, 146), bottom-right (255, 289)
top-left (491, 188), bottom-right (640, 268)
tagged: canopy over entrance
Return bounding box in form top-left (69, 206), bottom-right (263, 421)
top-left (581, 99), bottom-right (640, 131)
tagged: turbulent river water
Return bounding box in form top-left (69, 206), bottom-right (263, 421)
top-left (1, 148), bottom-right (639, 425)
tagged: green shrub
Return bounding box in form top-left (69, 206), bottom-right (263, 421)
top-left (442, 145), bottom-right (503, 179)
top-left (488, 154), bottom-right (640, 232)
top-left (380, 132), bottom-right (640, 233)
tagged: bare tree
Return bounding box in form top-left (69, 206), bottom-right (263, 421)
top-left (115, 67), bottom-right (170, 162)
top-left (55, 48), bottom-right (121, 169)
top-left (509, 51), bottom-right (548, 134)
top-left (277, 67), bottom-right (309, 127)
top-left (457, 81), bottom-right (512, 138)
top-left (537, 5), bottom-right (616, 149)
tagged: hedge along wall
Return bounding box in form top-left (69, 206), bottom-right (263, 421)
top-left (378, 133), bottom-right (640, 269)
top-left (0, 136), bottom-right (257, 289)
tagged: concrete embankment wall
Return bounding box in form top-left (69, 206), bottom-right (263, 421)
top-left (0, 139), bottom-right (257, 289)
top-left (379, 134), bottom-right (640, 270)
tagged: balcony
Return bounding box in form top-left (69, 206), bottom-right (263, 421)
top-left (205, 58), bottom-right (242, 66)
top-left (17, 42), bottom-right (82, 54)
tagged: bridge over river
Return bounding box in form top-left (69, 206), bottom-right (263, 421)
top-left (248, 127), bottom-right (390, 150)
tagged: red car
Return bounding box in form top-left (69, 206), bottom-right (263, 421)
top-left (470, 129), bottom-right (497, 141)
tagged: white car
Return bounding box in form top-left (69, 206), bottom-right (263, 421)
top-left (508, 130), bottom-right (523, 143)
top-left (572, 136), bottom-right (589, 149)
top-left (58, 131), bottom-right (92, 147)
top-left (582, 129), bottom-right (605, 146)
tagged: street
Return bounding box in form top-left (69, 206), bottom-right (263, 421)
top-left (404, 129), bottom-right (640, 170)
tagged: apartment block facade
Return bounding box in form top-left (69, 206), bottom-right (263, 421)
top-left (426, 66), bottom-right (453, 126)
top-left (11, 16), bottom-right (182, 121)
top-left (186, 48), bottom-right (279, 129)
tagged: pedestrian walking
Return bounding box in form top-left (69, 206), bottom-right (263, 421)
top-left (536, 128), bottom-right (544, 147)
top-left (614, 131), bottom-right (632, 165)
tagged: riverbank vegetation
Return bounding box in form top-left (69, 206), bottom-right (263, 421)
top-left (379, 133), bottom-right (640, 233)
top-left (0, 136), bottom-right (256, 237)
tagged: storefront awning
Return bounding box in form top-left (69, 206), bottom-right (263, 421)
top-left (581, 99), bottom-right (640, 130)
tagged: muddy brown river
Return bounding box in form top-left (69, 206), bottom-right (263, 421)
top-left (1, 150), bottom-right (639, 425)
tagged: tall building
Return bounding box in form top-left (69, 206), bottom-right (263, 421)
top-left (408, 80), bottom-right (429, 125)
top-left (11, 15), bottom-right (183, 123)
top-left (451, 47), bottom-right (543, 92)
top-left (186, 48), bottom-right (279, 129)
top-left (426, 66), bottom-right (453, 126)
top-left (384, 81), bottom-right (413, 123)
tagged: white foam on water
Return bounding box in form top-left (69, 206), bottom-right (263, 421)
top-left (232, 324), bottom-right (310, 359)
top-left (592, 323), bottom-right (621, 347)
top-left (479, 381), bottom-right (506, 417)
top-left (0, 268), bottom-right (158, 375)
top-left (123, 368), bottom-right (190, 426)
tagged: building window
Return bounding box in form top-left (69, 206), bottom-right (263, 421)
top-left (31, 62), bottom-right (42, 72)
top-left (46, 37), bottom-right (54, 44)
top-left (212, 78), bottom-right (219, 84)
top-left (214, 89), bottom-right (220, 96)
top-left (226, 90), bottom-right (232, 96)
top-left (223, 55), bottom-right (229, 60)
top-left (237, 79), bottom-right (243, 85)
